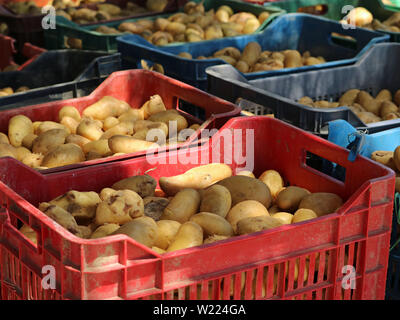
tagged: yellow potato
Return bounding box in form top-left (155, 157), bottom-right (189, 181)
top-left (258, 170), bottom-right (284, 199)
top-left (0, 132), bottom-right (10, 144)
top-left (144, 196), bottom-right (170, 221)
top-left (39, 203), bottom-right (81, 236)
top-left (15, 146), bottom-right (31, 161)
top-left (268, 204), bottom-right (280, 215)
top-left (218, 175), bottom-right (272, 208)
top-left (36, 121), bottom-right (69, 135)
top-left (21, 153), bottom-right (44, 168)
top-left (82, 96), bottom-right (131, 120)
top-left (100, 121), bottom-right (134, 140)
top-left (141, 94), bottom-right (167, 119)
top-left (103, 116), bottom-right (120, 131)
top-left (112, 174), bottom-right (157, 198)
top-left (283, 50), bottom-right (302, 68)
top-left (236, 170), bottom-right (255, 178)
top-left (111, 216), bottom-right (158, 248)
top-left (41, 143), bottom-right (85, 168)
top-left (236, 215), bottom-right (283, 235)
top-left (371, 151), bottom-right (397, 171)
top-left (8, 115), bottom-right (34, 147)
top-left (275, 186), bottom-right (311, 212)
top-left (240, 42), bottom-right (261, 67)
top-left (190, 212), bottom-right (234, 237)
top-left (243, 18), bottom-right (260, 34)
top-left (380, 101), bottom-right (398, 118)
top-left (292, 208), bottom-right (318, 223)
top-left (76, 118), bottom-right (104, 141)
top-left (95, 189), bottom-right (144, 225)
top-left (166, 221), bottom-right (203, 252)
top-left (375, 89), bottom-right (392, 102)
top-left (298, 193), bottom-right (343, 217)
top-left (154, 219), bottom-right (181, 250)
top-left (20, 224), bottom-right (37, 245)
top-left (58, 105), bottom-right (81, 122)
top-left (99, 187), bottom-right (116, 201)
top-left (199, 184), bottom-right (232, 218)
top-left (160, 188), bottom-right (201, 223)
top-left (393, 145), bottom-right (400, 171)
top-left (226, 200), bottom-right (270, 233)
top-left (21, 133), bottom-right (37, 150)
top-left (118, 109), bottom-right (145, 123)
top-left (0, 143), bottom-right (17, 159)
top-left (82, 139), bottom-right (112, 157)
top-left (32, 128), bottom-right (69, 155)
top-left (203, 234), bottom-right (230, 244)
top-left (108, 135), bottom-right (158, 154)
top-left (271, 212), bottom-right (293, 225)
top-left (159, 163), bottom-right (232, 196)
top-left (65, 134), bottom-right (91, 149)
top-left (148, 110), bottom-right (188, 133)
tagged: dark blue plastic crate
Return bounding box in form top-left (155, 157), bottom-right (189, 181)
top-left (0, 50), bottom-right (121, 110)
top-left (117, 13), bottom-right (388, 90)
top-left (207, 42), bottom-right (400, 136)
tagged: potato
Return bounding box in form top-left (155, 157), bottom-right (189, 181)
top-left (214, 47), bottom-right (241, 60)
top-left (95, 189), bottom-right (144, 225)
top-left (83, 96), bottom-right (131, 120)
top-left (268, 204), bottom-right (280, 215)
top-left (81, 139), bottom-right (111, 157)
top-left (396, 177), bottom-right (400, 193)
top-left (160, 188), bottom-right (201, 223)
top-left (236, 170), bottom-right (255, 178)
top-left (199, 185), bottom-right (231, 218)
top-left (41, 143), bottom-right (86, 168)
top-left (76, 118), bottom-right (104, 141)
top-left (243, 18), bottom-right (260, 34)
top-left (215, 8), bottom-right (230, 23)
top-left (190, 212), bottom-right (234, 237)
top-left (152, 246), bottom-right (166, 254)
top-left (363, 98), bottom-right (382, 116)
top-left (112, 174), bottom-right (157, 198)
top-left (59, 106), bottom-right (81, 122)
top-left (236, 215), bottom-right (283, 235)
top-left (0, 132), bottom-right (10, 144)
top-left (108, 135), bottom-right (158, 154)
top-left (258, 170), bottom-right (284, 199)
top-left (65, 190), bottom-right (101, 224)
top-left (20, 224), bottom-right (37, 245)
top-left (154, 220), bottom-right (181, 250)
top-left (100, 122), bottom-right (133, 140)
top-left (292, 208), bottom-right (318, 223)
top-left (166, 21), bottom-right (186, 35)
top-left (21, 152), bottom-right (44, 168)
top-left (143, 197), bottom-right (169, 221)
top-left (394, 89), bottom-right (400, 106)
top-left (21, 133), bottom-right (37, 150)
top-left (371, 151), bottom-right (397, 171)
top-left (271, 212), bottom-right (293, 225)
top-left (166, 221), bottom-right (203, 252)
top-left (298, 193), bottom-right (343, 217)
top-left (118, 21), bottom-right (146, 34)
top-left (258, 11), bottom-right (270, 24)
top-left (283, 50), bottom-right (302, 68)
top-left (154, 17), bottom-right (170, 31)
top-left (103, 117), bottom-right (119, 131)
top-left (203, 234), bottom-right (229, 244)
top-left (394, 145), bottom-right (400, 171)
top-left (65, 134), bottom-right (91, 149)
top-left (36, 121), bottom-right (69, 135)
top-left (148, 110), bottom-right (188, 133)
top-left (235, 60), bottom-right (250, 73)
top-left (347, 7), bottom-right (373, 26)
top-left (32, 128), bottom-right (69, 155)
top-left (376, 89), bottom-right (392, 102)
top-left (358, 111), bottom-right (381, 124)
top-left (275, 186), bottom-right (310, 212)
top-left (159, 163), bottom-right (232, 196)
top-left (39, 203), bottom-right (81, 236)
top-left (118, 109), bottom-right (145, 123)
top-left (8, 115), bottom-right (34, 147)
top-left (218, 175), bottom-right (272, 208)
top-left (99, 188), bottom-right (116, 201)
top-left (15, 146), bottom-right (31, 161)
top-left (298, 96), bottom-right (314, 106)
top-left (111, 216), bottom-right (158, 248)
top-left (240, 42), bottom-right (261, 67)
top-left (226, 200), bottom-right (270, 233)
top-left (380, 101), bottom-right (398, 118)
top-left (0, 143), bottom-right (17, 158)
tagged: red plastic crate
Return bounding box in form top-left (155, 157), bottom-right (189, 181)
top-left (0, 69), bottom-right (241, 174)
top-left (0, 116), bottom-right (395, 300)
top-left (0, 34), bottom-right (45, 70)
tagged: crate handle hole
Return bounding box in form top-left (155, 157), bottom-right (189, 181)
top-left (305, 151), bottom-right (346, 183)
top-left (330, 33), bottom-right (358, 50)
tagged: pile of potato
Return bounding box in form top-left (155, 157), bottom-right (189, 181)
top-left (56, 0), bottom-right (169, 24)
top-left (0, 94), bottom-right (201, 169)
top-left (94, 2), bottom-right (271, 44)
top-left (177, 42), bottom-right (327, 73)
top-left (21, 163), bottom-right (343, 256)
top-left (298, 88), bottom-right (400, 124)
top-left (342, 7), bottom-right (400, 33)
top-left (0, 86), bottom-right (30, 96)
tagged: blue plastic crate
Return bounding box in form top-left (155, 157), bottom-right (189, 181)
top-left (0, 50), bottom-right (122, 110)
top-left (117, 13), bottom-right (388, 90)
